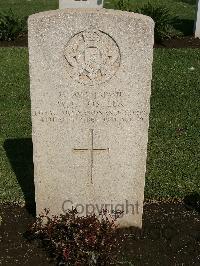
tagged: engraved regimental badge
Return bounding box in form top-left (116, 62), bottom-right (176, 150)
top-left (64, 29), bottom-right (121, 86)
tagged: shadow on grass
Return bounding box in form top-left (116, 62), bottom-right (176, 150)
top-left (172, 18), bottom-right (195, 36)
top-left (3, 138), bottom-right (35, 216)
top-left (184, 192), bottom-right (200, 213)
top-left (174, 0), bottom-right (197, 5)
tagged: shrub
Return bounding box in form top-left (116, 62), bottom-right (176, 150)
top-left (113, 0), bottom-right (132, 11)
top-left (26, 209), bottom-right (123, 265)
top-left (0, 9), bottom-right (27, 41)
top-left (137, 3), bottom-right (178, 42)
top-left (113, 1), bottom-right (178, 42)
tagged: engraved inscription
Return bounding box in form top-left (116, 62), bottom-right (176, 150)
top-left (32, 89), bottom-right (147, 124)
top-left (58, 90), bottom-right (124, 109)
top-left (33, 109), bottom-right (146, 124)
top-left (64, 29), bottom-right (121, 85)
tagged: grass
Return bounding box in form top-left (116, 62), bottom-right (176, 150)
top-left (0, 0), bottom-right (57, 18)
top-left (146, 49), bottom-right (200, 198)
top-left (0, 0), bottom-right (196, 44)
top-left (0, 1), bottom-right (197, 39)
top-left (0, 48), bottom-right (200, 204)
top-left (106, 0), bottom-right (196, 20)
top-left (0, 0), bottom-right (196, 21)
top-left (106, 0), bottom-right (197, 37)
top-left (0, 48), bottom-right (31, 202)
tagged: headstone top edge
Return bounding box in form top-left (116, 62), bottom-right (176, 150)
top-left (28, 8), bottom-right (154, 26)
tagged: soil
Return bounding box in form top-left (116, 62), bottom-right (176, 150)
top-left (154, 36), bottom-right (200, 49)
top-left (0, 200), bottom-right (199, 265)
top-left (0, 35), bottom-right (28, 48)
top-left (1, 34), bottom-right (200, 48)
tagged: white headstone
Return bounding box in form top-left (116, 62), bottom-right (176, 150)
top-left (59, 0), bottom-right (103, 9)
top-left (195, 0), bottom-right (200, 38)
top-left (28, 9), bottom-right (154, 228)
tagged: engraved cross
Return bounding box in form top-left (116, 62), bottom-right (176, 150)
top-left (73, 129), bottom-right (109, 184)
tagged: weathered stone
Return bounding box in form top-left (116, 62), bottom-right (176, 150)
top-left (59, 0), bottom-right (103, 9)
top-left (28, 9), bottom-right (154, 228)
top-left (195, 0), bottom-right (200, 38)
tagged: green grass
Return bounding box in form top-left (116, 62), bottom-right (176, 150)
top-left (0, 0), bottom-right (196, 21)
top-left (146, 48), bottom-right (200, 198)
top-left (106, 0), bottom-right (197, 37)
top-left (105, 0), bottom-right (196, 20)
top-left (0, 0), bottom-right (57, 18)
top-left (0, 1), bottom-right (196, 39)
top-left (0, 48), bottom-right (200, 203)
top-left (0, 48), bottom-right (31, 202)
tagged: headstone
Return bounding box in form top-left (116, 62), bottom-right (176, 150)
top-left (59, 0), bottom-right (103, 9)
top-left (28, 9), bottom-right (154, 228)
top-left (195, 0), bottom-right (200, 38)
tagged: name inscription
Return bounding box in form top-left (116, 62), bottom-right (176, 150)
top-left (32, 90), bottom-right (146, 124)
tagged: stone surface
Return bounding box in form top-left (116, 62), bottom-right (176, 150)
top-left (28, 8), bottom-right (154, 228)
top-left (59, 0), bottom-right (103, 9)
top-left (195, 0), bottom-right (200, 38)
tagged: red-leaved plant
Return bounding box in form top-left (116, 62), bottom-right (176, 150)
top-left (26, 209), bottom-right (123, 265)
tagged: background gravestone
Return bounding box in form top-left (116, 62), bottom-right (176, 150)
top-left (195, 0), bottom-right (200, 38)
top-left (28, 8), bottom-right (154, 228)
top-left (59, 0), bottom-right (104, 9)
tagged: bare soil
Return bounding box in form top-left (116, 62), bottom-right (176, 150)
top-left (0, 34), bottom-right (27, 48)
top-left (1, 35), bottom-right (200, 48)
top-left (0, 200), bottom-right (199, 265)
top-left (155, 36), bottom-right (200, 48)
